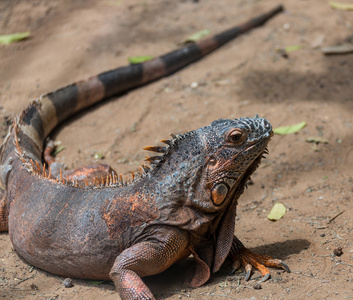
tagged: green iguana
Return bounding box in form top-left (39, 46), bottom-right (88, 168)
top-left (0, 6), bottom-right (289, 300)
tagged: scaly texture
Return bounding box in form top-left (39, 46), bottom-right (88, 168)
top-left (0, 6), bottom-right (289, 300)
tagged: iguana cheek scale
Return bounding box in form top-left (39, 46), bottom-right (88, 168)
top-left (0, 6), bottom-right (289, 300)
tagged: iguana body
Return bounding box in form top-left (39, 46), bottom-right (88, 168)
top-left (0, 6), bottom-right (289, 300)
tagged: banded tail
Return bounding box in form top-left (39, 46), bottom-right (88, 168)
top-left (0, 5), bottom-right (283, 218)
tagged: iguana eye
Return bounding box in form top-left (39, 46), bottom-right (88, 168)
top-left (227, 129), bottom-right (246, 144)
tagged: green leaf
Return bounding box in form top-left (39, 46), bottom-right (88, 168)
top-left (273, 121), bottom-right (306, 135)
top-left (267, 203), bottom-right (287, 221)
top-left (53, 146), bottom-right (65, 156)
top-left (284, 45), bottom-right (301, 52)
top-left (128, 56), bottom-right (154, 64)
top-left (329, 1), bottom-right (353, 10)
top-left (0, 32), bottom-right (30, 44)
top-left (183, 29), bottom-right (210, 44)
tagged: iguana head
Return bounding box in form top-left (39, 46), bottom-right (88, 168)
top-left (146, 115), bottom-right (272, 216)
top-left (199, 116), bottom-right (273, 210)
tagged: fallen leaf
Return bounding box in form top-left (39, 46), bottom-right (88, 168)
top-left (322, 44), bottom-right (353, 55)
top-left (128, 56), bottom-right (154, 64)
top-left (267, 203), bottom-right (287, 221)
top-left (284, 45), bottom-right (301, 52)
top-left (183, 29), bottom-right (210, 44)
top-left (0, 32), bottom-right (30, 44)
top-left (53, 146), bottom-right (65, 156)
top-left (277, 45), bottom-right (301, 58)
top-left (273, 121), bottom-right (307, 135)
top-left (329, 1), bottom-right (353, 10)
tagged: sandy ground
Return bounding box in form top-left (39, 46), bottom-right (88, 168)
top-left (1, 0), bottom-right (353, 299)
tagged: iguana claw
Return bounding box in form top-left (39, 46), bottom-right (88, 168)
top-left (279, 260), bottom-right (291, 273)
top-left (258, 272), bottom-right (271, 282)
top-left (230, 237), bottom-right (291, 282)
top-left (244, 264), bottom-right (252, 281)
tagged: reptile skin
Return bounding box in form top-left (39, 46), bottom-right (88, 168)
top-left (0, 6), bottom-right (289, 300)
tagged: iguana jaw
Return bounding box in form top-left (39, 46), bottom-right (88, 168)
top-left (210, 141), bottom-right (270, 209)
top-left (236, 145), bottom-right (269, 192)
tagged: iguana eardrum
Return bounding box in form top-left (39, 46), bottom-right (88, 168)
top-left (0, 6), bottom-right (289, 300)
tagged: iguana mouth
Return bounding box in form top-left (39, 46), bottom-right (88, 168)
top-left (239, 146), bottom-right (268, 189)
top-left (211, 147), bottom-right (266, 207)
top-left (233, 134), bottom-right (271, 184)
top-left (211, 145), bottom-right (268, 206)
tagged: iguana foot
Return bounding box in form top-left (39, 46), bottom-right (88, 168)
top-left (230, 236), bottom-right (290, 282)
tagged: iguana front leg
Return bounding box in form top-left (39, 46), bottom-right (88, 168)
top-left (110, 229), bottom-right (190, 300)
top-left (229, 235), bottom-right (290, 282)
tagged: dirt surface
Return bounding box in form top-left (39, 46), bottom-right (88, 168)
top-left (1, 0), bottom-right (353, 299)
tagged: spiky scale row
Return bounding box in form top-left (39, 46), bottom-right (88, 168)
top-left (160, 139), bottom-right (172, 146)
top-left (144, 155), bottom-right (162, 164)
top-left (142, 146), bottom-right (167, 153)
top-left (12, 114), bottom-right (153, 189)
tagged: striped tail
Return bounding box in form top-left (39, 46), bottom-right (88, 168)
top-left (0, 5), bottom-right (283, 181)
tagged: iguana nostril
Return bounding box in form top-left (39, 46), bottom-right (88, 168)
top-left (263, 119), bottom-right (271, 130)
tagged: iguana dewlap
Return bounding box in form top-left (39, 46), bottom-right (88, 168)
top-left (0, 6), bottom-right (289, 300)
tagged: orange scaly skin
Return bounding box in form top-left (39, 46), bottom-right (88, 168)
top-left (0, 6), bottom-right (289, 300)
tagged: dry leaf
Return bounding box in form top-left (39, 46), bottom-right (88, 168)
top-left (267, 203), bottom-right (287, 221)
top-left (322, 44), bottom-right (353, 55)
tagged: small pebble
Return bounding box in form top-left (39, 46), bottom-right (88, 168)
top-left (63, 278), bottom-right (74, 288)
top-left (190, 82), bottom-right (198, 89)
top-left (320, 233), bottom-right (325, 237)
top-left (333, 247), bottom-right (343, 257)
top-left (253, 282), bottom-right (262, 290)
